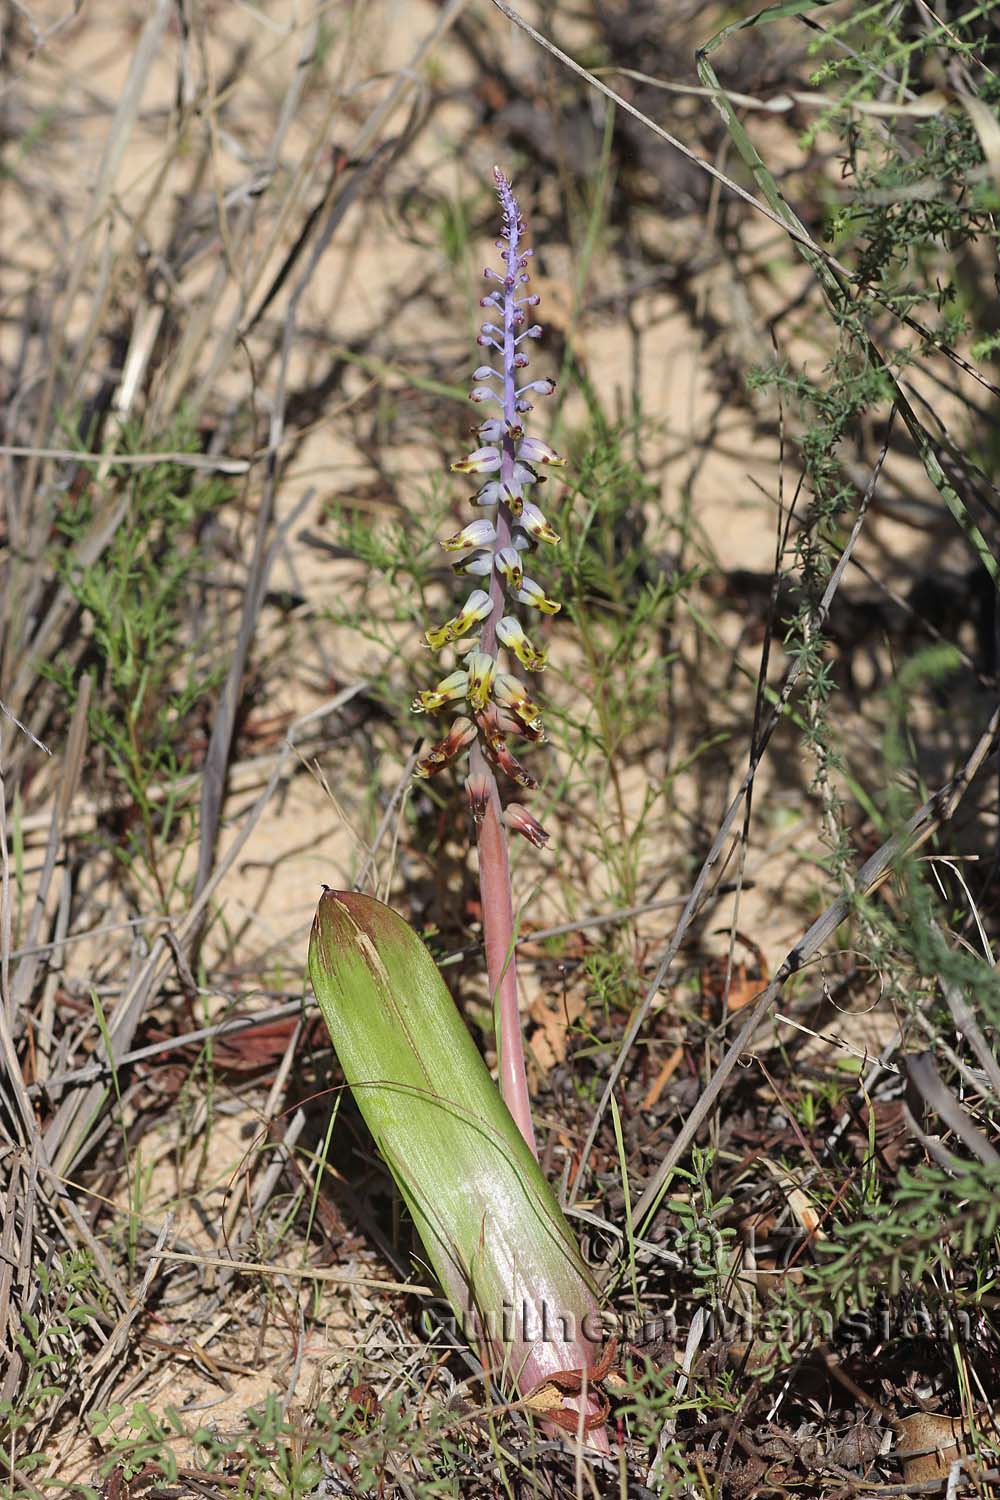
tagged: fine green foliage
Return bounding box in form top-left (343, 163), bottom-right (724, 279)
top-left (552, 421), bottom-right (701, 909)
top-left (43, 417), bottom-right (228, 898)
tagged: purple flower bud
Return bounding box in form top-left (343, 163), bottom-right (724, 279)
top-left (517, 436), bottom-right (564, 467)
top-left (451, 446), bottom-right (500, 475)
top-left (452, 550), bottom-right (494, 577)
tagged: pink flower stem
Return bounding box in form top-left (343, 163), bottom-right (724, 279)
top-left (469, 738), bottom-right (538, 1159)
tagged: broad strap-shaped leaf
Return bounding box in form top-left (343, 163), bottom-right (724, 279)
top-left (308, 889), bottom-right (608, 1446)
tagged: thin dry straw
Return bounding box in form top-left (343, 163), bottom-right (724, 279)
top-left (193, 488), bottom-right (315, 902)
top-left (0, 445), bottom-right (249, 473)
top-left (490, 0), bottom-right (999, 405)
top-left (17, 0), bottom-right (175, 520)
top-left (633, 697), bottom-right (1000, 1228)
top-left (11, 678), bottom-right (91, 1024)
top-left (27, 885), bottom-right (749, 1095)
top-left (44, 685), bottom-right (368, 1176)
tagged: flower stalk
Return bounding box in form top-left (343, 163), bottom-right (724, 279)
top-left (413, 167), bottom-right (565, 1155)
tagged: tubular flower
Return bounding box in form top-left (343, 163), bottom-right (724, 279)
top-left (422, 589), bottom-right (494, 650)
top-left (411, 671), bottom-right (468, 715)
top-left (496, 615), bottom-right (547, 672)
top-left (414, 716), bottom-right (478, 778)
top-left (414, 166), bottom-right (566, 843)
top-left (492, 674), bottom-right (543, 731)
top-left (504, 803), bottom-right (550, 849)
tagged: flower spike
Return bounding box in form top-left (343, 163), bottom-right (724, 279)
top-left (412, 167), bottom-right (565, 798)
top-left (399, 171), bottom-right (611, 1449)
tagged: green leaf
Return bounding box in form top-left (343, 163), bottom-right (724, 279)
top-left (309, 889), bottom-right (609, 1444)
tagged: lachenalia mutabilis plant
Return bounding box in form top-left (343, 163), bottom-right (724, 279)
top-left (413, 165), bottom-right (564, 1157)
top-left (309, 169), bottom-right (612, 1451)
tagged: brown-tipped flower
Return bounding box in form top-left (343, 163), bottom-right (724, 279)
top-left (488, 736), bottom-right (538, 790)
top-left (465, 772), bottom-right (490, 826)
top-left (414, 716), bottom-right (477, 778)
top-left (450, 445), bottom-right (501, 475)
top-left (518, 503), bottom-right (560, 546)
top-left (515, 577), bottom-right (561, 615)
top-left (441, 519), bottom-right (496, 553)
top-left (516, 436), bottom-right (565, 467)
top-left (504, 803), bottom-right (549, 848)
